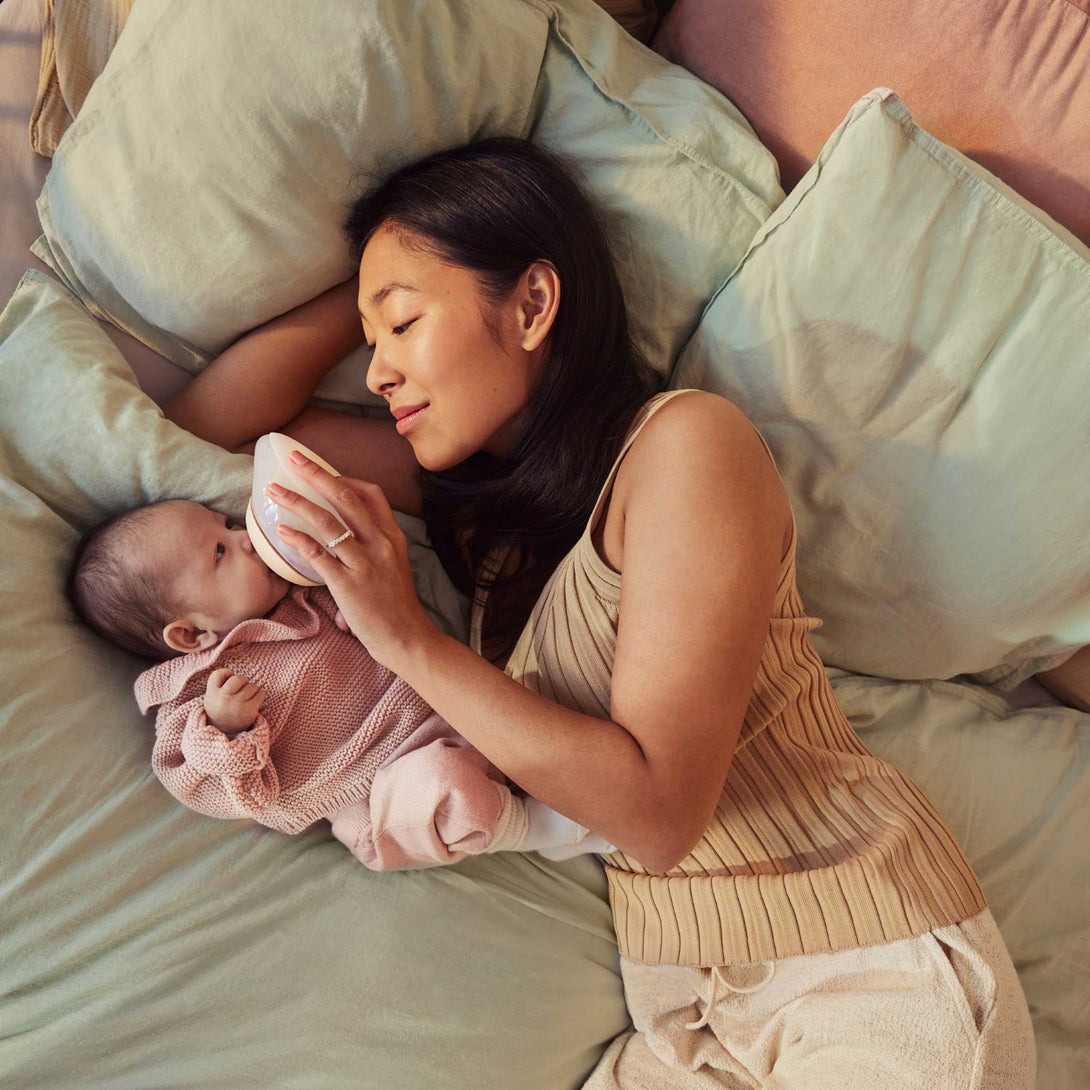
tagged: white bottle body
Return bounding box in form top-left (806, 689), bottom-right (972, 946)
top-left (246, 433), bottom-right (344, 586)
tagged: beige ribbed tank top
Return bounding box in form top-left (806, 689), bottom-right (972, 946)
top-left (472, 390), bottom-right (986, 966)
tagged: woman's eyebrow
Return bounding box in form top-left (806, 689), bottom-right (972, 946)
top-left (359, 282), bottom-right (418, 316)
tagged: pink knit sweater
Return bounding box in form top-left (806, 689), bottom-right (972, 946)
top-left (134, 587), bottom-right (441, 835)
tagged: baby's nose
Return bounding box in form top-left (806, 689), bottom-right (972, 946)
top-left (240, 533), bottom-right (255, 555)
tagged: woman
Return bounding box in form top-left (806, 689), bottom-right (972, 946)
top-left (165, 139), bottom-right (1035, 1087)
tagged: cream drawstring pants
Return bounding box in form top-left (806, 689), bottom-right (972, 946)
top-left (584, 908), bottom-right (1035, 1089)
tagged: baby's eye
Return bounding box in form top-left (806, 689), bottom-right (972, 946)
top-left (216, 543), bottom-right (225, 561)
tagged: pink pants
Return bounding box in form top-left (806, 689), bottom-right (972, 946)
top-left (584, 907), bottom-right (1035, 1089)
top-left (328, 714), bottom-right (527, 870)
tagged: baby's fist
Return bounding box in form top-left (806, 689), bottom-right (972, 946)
top-left (203, 668), bottom-right (266, 736)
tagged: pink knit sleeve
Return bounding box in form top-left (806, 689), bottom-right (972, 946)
top-left (155, 700), bottom-right (281, 818)
top-left (329, 737), bottom-right (526, 870)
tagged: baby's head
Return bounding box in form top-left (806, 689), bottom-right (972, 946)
top-left (68, 499), bottom-right (290, 660)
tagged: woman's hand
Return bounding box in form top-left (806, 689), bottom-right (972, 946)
top-left (266, 452), bottom-right (437, 670)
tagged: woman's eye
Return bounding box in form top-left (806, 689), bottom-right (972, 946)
top-left (392, 318), bottom-right (417, 335)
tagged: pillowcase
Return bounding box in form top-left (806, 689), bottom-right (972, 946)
top-left (0, 270), bottom-right (624, 1087)
top-left (654, 0), bottom-right (1090, 246)
top-left (592, 0), bottom-right (659, 40)
top-left (30, 0), bottom-right (135, 157)
top-left (29, 0), bottom-right (659, 159)
top-left (32, 0), bottom-right (781, 403)
top-left (671, 89), bottom-right (1090, 688)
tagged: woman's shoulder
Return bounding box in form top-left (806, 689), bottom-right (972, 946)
top-left (643, 386), bottom-right (746, 422)
top-left (616, 389), bottom-right (791, 553)
top-left (624, 389), bottom-right (769, 483)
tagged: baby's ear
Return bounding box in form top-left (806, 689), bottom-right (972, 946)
top-left (162, 617), bottom-right (219, 654)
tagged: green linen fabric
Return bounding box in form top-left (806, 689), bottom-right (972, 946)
top-left (31, 0), bottom-right (782, 403)
top-left (0, 271), bottom-right (628, 1088)
top-left (671, 89), bottom-right (1090, 689)
top-left (831, 669), bottom-right (1090, 1088)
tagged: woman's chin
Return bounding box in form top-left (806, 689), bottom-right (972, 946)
top-left (412, 442), bottom-right (445, 472)
top-left (413, 436), bottom-right (479, 473)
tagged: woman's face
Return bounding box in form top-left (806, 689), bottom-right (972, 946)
top-left (359, 225), bottom-right (557, 470)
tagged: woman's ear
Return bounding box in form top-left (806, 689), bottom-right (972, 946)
top-left (516, 261), bottom-right (561, 352)
top-left (162, 616), bottom-right (220, 654)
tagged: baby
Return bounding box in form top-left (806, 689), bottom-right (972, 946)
top-left (68, 497), bottom-right (612, 869)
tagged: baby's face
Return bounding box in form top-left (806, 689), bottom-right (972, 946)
top-left (150, 501), bottom-right (289, 640)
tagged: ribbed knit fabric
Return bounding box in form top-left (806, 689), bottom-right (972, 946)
top-left (472, 390), bottom-right (987, 966)
top-left (135, 587), bottom-right (439, 834)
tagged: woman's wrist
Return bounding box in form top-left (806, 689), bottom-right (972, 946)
top-left (390, 620), bottom-right (452, 691)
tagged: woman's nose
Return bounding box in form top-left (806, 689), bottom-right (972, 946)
top-left (366, 342), bottom-right (401, 397)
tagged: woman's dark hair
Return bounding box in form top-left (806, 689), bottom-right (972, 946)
top-left (344, 138), bottom-right (661, 658)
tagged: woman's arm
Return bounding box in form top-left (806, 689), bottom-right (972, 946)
top-left (269, 394), bottom-right (788, 872)
top-left (401, 395), bottom-right (787, 870)
top-left (163, 276), bottom-right (423, 517)
top-left (164, 277), bottom-right (365, 450)
top-left (1035, 645), bottom-right (1090, 712)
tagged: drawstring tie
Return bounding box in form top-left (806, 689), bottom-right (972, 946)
top-left (684, 961), bottom-right (777, 1030)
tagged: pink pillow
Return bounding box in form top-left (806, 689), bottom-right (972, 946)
top-left (654, 0), bottom-right (1090, 245)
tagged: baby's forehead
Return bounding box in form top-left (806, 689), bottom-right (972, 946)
top-left (147, 498), bottom-right (212, 531)
top-left (140, 500), bottom-right (216, 559)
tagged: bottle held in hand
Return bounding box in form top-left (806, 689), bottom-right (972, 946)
top-left (246, 433), bottom-right (345, 586)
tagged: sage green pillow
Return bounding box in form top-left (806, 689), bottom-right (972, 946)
top-left (672, 89), bottom-right (1090, 688)
top-left (33, 0), bottom-right (781, 402)
top-left (0, 271), bottom-right (627, 1088)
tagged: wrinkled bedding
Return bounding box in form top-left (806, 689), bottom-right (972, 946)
top-left (2, 1), bottom-right (1087, 1087)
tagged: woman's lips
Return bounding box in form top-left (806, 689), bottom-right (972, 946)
top-left (395, 404), bottom-right (429, 435)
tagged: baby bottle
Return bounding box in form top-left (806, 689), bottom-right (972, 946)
top-left (246, 433), bottom-right (345, 586)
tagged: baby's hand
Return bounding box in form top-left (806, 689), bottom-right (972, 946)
top-left (203, 668), bottom-right (266, 736)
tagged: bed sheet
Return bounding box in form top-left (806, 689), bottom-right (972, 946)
top-left (3, 269), bottom-right (1083, 1090)
top-left (0, 267), bottom-right (632, 1090)
top-left (1, 1), bottom-right (1084, 1086)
